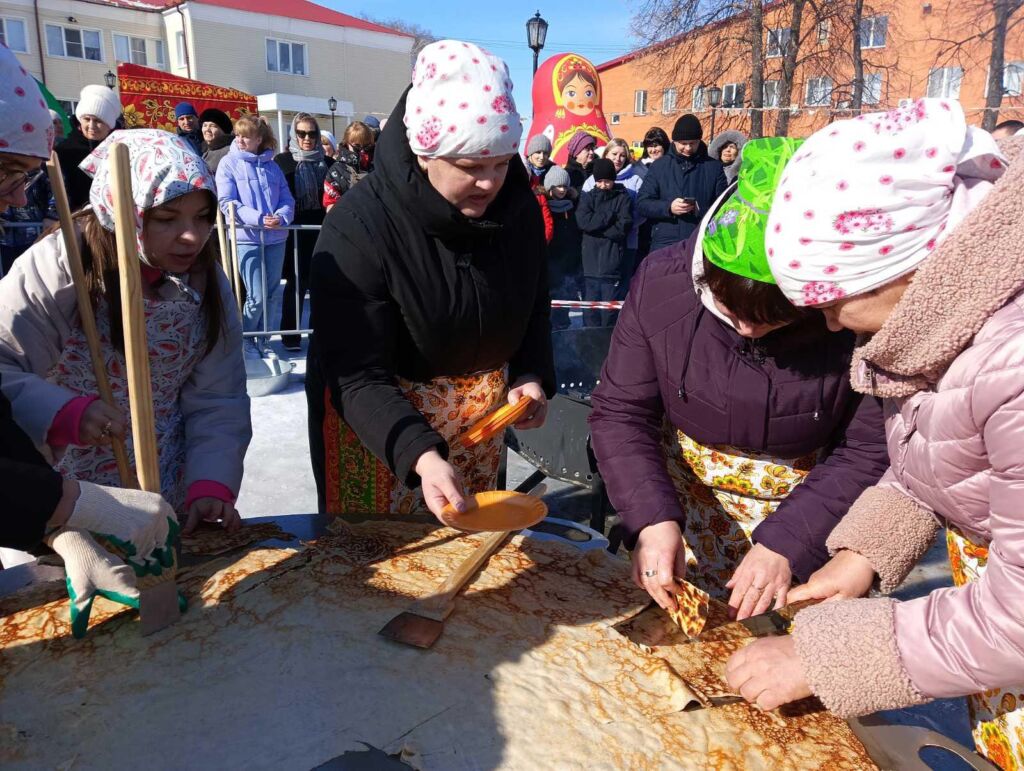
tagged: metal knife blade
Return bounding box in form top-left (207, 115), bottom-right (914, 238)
top-left (684, 598), bottom-right (819, 643)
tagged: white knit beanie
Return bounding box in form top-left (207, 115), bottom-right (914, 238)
top-left (76, 84), bottom-right (121, 129)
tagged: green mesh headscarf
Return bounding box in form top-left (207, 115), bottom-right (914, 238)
top-left (702, 137), bottom-right (804, 284)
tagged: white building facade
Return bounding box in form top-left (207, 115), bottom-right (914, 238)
top-left (0, 0), bottom-right (412, 129)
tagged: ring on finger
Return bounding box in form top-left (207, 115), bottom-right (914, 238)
top-left (643, 569), bottom-right (658, 578)
top-left (100, 420), bottom-right (113, 437)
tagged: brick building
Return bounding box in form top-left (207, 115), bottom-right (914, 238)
top-left (597, 0), bottom-right (1023, 147)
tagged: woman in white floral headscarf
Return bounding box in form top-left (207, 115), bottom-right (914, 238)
top-left (0, 129), bottom-right (251, 535)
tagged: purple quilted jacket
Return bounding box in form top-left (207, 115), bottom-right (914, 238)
top-left (588, 234), bottom-right (888, 580)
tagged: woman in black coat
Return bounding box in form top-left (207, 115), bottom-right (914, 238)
top-left (274, 113), bottom-right (333, 349)
top-left (307, 42), bottom-right (554, 520)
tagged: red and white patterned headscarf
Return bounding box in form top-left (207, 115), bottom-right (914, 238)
top-left (405, 40), bottom-right (523, 159)
top-left (0, 42), bottom-right (54, 160)
top-left (80, 129), bottom-right (215, 266)
top-left (765, 99), bottom-right (1006, 307)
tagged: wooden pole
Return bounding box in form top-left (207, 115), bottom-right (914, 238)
top-left (215, 207), bottom-right (233, 296)
top-left (227, 202), bottom-right (243, 314)
top-left (108, 143), bottom-right (160, 495)
top-left (45, 152), bottom-right (136, 489)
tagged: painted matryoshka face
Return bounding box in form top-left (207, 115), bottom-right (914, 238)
top-left (561, 73), bottom-right (596, 117)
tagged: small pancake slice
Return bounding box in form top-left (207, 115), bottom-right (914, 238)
top-left (665, 580), bottom-right (711, 638)
top-left (459, 397), bottom-right (534, 448)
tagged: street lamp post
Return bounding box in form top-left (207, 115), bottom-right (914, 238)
top-left (104, 69), bottom-right (117, 89)
top-left (706, 85), bottom-right (723, 141)
top-left (327, 96), bottom-right (337, 135)
top-left (526, 10), bottom-right (548, 76)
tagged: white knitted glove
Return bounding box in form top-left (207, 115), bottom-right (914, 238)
top-left (47, 528), bottom-right (140, 638)
top-left (65, 481), bottom-right (173, 566)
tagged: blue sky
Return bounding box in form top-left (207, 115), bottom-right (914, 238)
top-left (336, 1), bottom-right (641, 122)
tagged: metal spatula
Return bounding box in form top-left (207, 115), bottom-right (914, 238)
top-left (378, 529), bottom-right (509, 649)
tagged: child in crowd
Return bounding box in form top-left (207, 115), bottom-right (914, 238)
top-left (544, 165), bottom-right (581, 330)
top-left (525, 135), bottom-right (554, 243)
top-left (0, 130), bottom-right (251, 537)
top-left (575, 158), bottom-right (632, 326)
top-left (216, 116), bottom-right (294, 360)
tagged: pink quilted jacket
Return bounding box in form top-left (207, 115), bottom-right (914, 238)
top-left (791, 135), bottom-right (1024, 717)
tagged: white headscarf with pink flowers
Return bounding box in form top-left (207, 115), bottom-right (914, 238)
top-left (79, 129), bottom-right (215, 266)
top-left (765, 99), bottom-right (1006, 307)
top-left (405, 40), bottom-right (523, 159)
top-left (0, 42), bottom-right (54, 160)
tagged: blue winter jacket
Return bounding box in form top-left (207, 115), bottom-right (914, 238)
top-left (215, 143), bottom-right (295, 245)
top-left (583, 162), bottom-right (647, 250)
top-left (637, 143), bottom-right (727, 252)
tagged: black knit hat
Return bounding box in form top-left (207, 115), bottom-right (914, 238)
top-left (672, 113), bottom-right (703, 141)
top-left (199, 108), bottom-right (232, 135)
top-left (592, 158), bottom-right (616, 183)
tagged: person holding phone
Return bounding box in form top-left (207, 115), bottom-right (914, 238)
top-left (638, 114), bottom-right (727, 253)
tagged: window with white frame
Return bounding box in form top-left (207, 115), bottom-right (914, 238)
top-left (692, 85), bottom-right (706, 110)
top-left (860, 72), bottom-right (883, 104)
top-left (805, 76), bottom-right (833, 106)
top-left (927, 66), bottom-right (962, 98)
top-left (113, 34), bottom-right (148, 66)
top-left (859, 15), bottom-right (888, 49)
top-left (634, 89), bottom-right (648, 114)
top-left (762, 80), bottom-right (781, 108)
top-left (662, 87), bottom-right (677, 113)
top-left (1002, 61), bottom-right (1023, 96)
top-left (817, 19), bottom-right (830, 44)
top-left (610, 113), bottom-right (621, 125)
top-left (267, 38), bottom-right (307, 76)
top-left (174, 31), bottom-right (186, 68)
top-left (0, 16), bottom-right (28, 53)
top-left (154, 39), bottom-right (166, 70)
top-left (722, 82), bottom-right (745, 108)
top-left (767, 28), bottom-right (791, 58)
top-left (45, 23), bottom-right (102, 61)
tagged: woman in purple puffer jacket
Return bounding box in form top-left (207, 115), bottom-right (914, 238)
top-left (589, 137), bottom-right (889, 620)
top-left (216, 116), bottom-right (294, 360)
top-left (728, 101), bottom-right (1022, 769)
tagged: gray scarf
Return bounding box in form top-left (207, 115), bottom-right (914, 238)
top-left (289, 132), bottom-right (327, 211)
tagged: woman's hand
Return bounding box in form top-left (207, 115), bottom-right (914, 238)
top-left (78, 401), bottom-right (127, 446)
top-left (509, 377), bottom-right (547, 430)
top-left (263, 215), bottom-right (282, 229)
top-left (415, 450), bottom-right (466, 523)
top-left (725, 635), bottom-right (812, 710)
top-left (184, 497), bottom-right (241, 535)
top-left (633, 520), bottom-right (688, 611)
top-left (726, 544), bottom-right (793, 620)
top-left (787, 549), bottom-right (876, 604)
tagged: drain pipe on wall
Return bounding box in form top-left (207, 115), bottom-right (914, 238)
top-left (175, 2), bottom-right (192, 79)
top-left (32, 0), bottom-right (48, 85)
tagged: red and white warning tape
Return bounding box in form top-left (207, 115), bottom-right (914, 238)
top-left (550, 300), bottom-right (624, 310)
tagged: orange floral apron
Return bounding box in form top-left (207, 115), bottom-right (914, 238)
top-left (663, 429), bottom-right (817, 599)
top-left (322, 369), bottom-right (507, 515)
top-left (947, 525), bottom-right (1024, 770)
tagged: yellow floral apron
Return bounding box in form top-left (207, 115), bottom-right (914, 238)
top-left (322, 369), bottom-right (507, 515)
top-left (947, 526), bottom-right (1024, 770)
top-left (663, 429), bottom-right (817, 599)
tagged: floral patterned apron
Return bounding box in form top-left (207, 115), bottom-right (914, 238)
top-left (322, 368), bottom-right (508, 515)
top-left (947, 525), bottom-right (1024, 770)
top-left (663, 429), bottom-right (818, 599)
top-left (49, 281), bottom-right (206, 512)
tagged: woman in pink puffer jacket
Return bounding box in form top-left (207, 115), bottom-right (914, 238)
top-left (724, 100), bottom-right (1024, 769)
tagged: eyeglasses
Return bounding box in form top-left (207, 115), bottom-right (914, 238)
top-left (294, 130), bottom-right (318, 140)
top-left (0, 166), bottom-right (45, 197)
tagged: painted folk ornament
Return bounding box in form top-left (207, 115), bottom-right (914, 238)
top-left (526, 53), bottom-right (611, 166)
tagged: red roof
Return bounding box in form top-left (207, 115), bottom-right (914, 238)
top-left (86, 0), bottom-right (413, 37)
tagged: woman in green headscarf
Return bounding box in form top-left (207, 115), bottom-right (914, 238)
top-left (590, 138), bottom-right (889, 619)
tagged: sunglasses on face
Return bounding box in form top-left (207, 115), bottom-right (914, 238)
top-left (295, 130), bottom-right (318, 140)
top-left (0, 166), bottom-right (45, 197)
